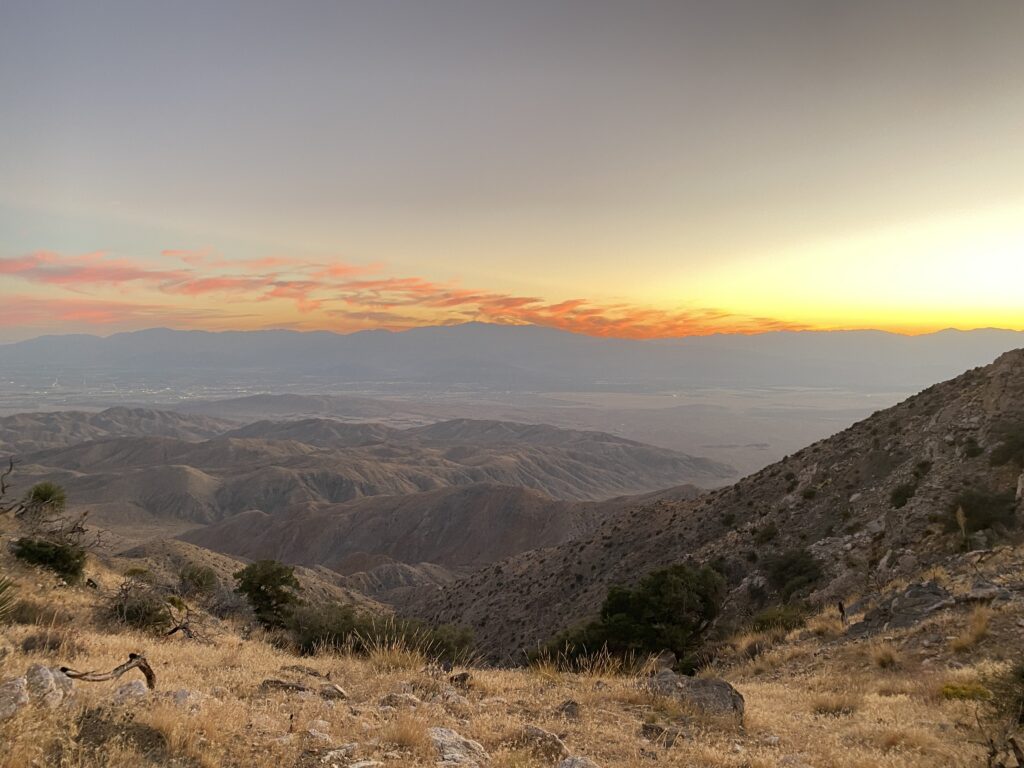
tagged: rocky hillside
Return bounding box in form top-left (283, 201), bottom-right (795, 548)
top-left (0, 407), bottom-right (236, 454)
top-left (410, 349), bottom-right (1024, 660)
top-left (11, 419), bottom-right (730, 526)
top-left (180, 483), bottom-right (703, 574)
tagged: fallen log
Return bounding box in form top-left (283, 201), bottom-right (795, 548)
top-left (61, 652), bottom-right (156, 689)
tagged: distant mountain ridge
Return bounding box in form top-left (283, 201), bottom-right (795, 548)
top-left (4, 323), bottom-right (1023, 391)
top-left (10, 413), bottom-right (731, 526)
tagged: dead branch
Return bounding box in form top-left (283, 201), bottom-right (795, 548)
top-left (61, 652), bottom-right (156, 689)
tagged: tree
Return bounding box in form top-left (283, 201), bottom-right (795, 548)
top-left (551, 563), bottom-right (725, 670)
top-left (233, 560), bottom-right (302, 628)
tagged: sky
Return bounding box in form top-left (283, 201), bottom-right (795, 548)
top-left (1, 0), bottom-right (1023, 342)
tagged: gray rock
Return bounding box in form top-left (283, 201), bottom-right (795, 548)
top-left (853, 581), bottom-right (954, 634)
top-left (519, 724), bottom-right (570, 759)
top-left (0, 677), bottom-right (29, 722)
top-left (113, 680), bottom-right (150, 704)
top-left (26, 664), bottom-right (73, 708)
top-left (556, 699), bottom-right (581, 719)
top-left (428, 726), bottom-right (490, 766)
top-left (640, 721), bottom-right (686, 746)
top-left (378, 691), bottom-right (421, 708)
top-left (558, 758), bottom-right (601, 768)
top-left (646, 670), bottom-right (745, 721)
top-left (319, 683), bottom-right (349, 700)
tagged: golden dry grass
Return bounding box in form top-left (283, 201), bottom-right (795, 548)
top-left (950, 606), bottom-right (992, 652)
top-left (0, 542), bottom-right (1002, 768)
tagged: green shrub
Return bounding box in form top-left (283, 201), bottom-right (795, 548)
top-left (940, 681), bottom-right (990, 701)
top-left (751, 604), bottom-right (806, 632)
top-left (753, 523), bottom-right (778, 545)
top-left (179, 563), bottom-right (218, 596)
top-left (890, 482), bottom-right (917, 509)
top-left (986, 660), bottom-right (1024, 727)
top-left (234, 560), bottom-right (302, 629)
top-left (989, 422), bottom-right (1024, 467)
top-left (21, 482), bottom-right (67, 516)
top-left (547, 563), bottom-right (724, 672)
top-left (13, 539), bottom-right (86, 583)
top-left (764, 548), bottom-right (823, 602)
top-left (948, 489), bottom-right (1017, 534)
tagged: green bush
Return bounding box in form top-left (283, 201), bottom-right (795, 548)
top-left (948, 489), bottom-right (1017, 534)
top-left (751, 604), bottom-right (806, 632)
top-left (547, 563), bottom-right (724, 671)
top-left (179, 563), bottom-right (218, 596)
top-left (21, 482), bottom-right (67, 516)
top-left (764, 548), bottom-right (823, 602)
top-left (940, 681), bottom-right (990, 701)
top-left (13, 539), bottom-right (86, 583)
top-left (753, 522), bottom-right (778, 545)
top-left (234, 560), bottom-right (302, 629)
top-left (890, 482), bottom-right (917, 509)
top-left (989, 422), bottom-right (1024, 467)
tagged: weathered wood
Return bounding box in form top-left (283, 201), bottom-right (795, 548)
top-left (61, 652), bottom-right (156, 689)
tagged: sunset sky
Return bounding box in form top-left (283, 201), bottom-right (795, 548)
top-left (1, 1), bottom-right (1023, 342)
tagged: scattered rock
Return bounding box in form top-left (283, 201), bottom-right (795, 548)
top-left (645, 670), bottom-right (744, 721)
top-left (113, 680), bottom-right (149, 704)
top-left (640, 721), bottom-right (686, 746)
top-left (556, 699), bottom-right (581, 719)
top-left (26, 664), bottom-right (73, 708)
top-left (319, 683), bottom-right (349, 700)
top-left (428, 726), bottom-right (490, 766)
top-left (449, 671), bottom-right (473, 689)
top-left (518, 724), bottom-right (570, 759)
top-left (0, 677), bottom-right (29, 722)
top-left (379, 691), bottom-right (421, 708)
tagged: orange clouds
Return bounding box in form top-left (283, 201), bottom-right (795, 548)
top-left (1, 249), bottom-right (807, 339)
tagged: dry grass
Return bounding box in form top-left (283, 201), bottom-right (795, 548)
top-left (870, 641), bottom-right (901, 670)
top-left (0, 538), bottom-right (1006, 768)
top-left (950, 606), bottom-right (992, 652)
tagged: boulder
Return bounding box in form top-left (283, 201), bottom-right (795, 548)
top-left (25, 664), bottom-right (73, 708)
top-left (646, 670), bottom-right (744, 721)
top-left (428, 726), bottom-right (490, 766)
top-left (113, 680), bottom-right (150, 704)
top-left (558, 758), bottom-right (601, 768)
top-left (0, 677), bottom-right (29, 722)
top-left (851, 581), bottom-right (954, 634)
top-left (378, 691), bottom-right (421, 708)
top-left (518, 724), bottom-right (570, 759)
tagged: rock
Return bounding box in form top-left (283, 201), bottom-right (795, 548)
top-left (640, 721), bottom-right (685, 746)
top-left (556, 699), bottom-right (581, 719)
top-left (645, 670), bottom-right (744, 721)
top-left (305, 728), bottom-right (333, 744)
top-left (379, 691), bottom-right (421, 708)
top-left (164, 689), bottom-right (204, 709)
top-left (0, 677), bottom-right (29, 722)
top-left (652, 650), bottom-right (676, 670)
top-left (519, 724), bottom-right (570, 759)
top-left (113, 680), bottom-right (150, 704)
top-left (259, 678), bottom-right (311, 695)
top-left (428, 726), bottom-right (490, 766)
top-left (558, 758), bottom-right (600, 768)
top-left (26, 664), bottom-right (73, 708)
top-left (320, 683), bottom-right (349, 700)
top-left (348, 762), bottom-right (383, 768)
top-left (852, 581), bottom-right (954, 634)
top-left (308, 719), bottom-right (331, 732)
top-left (960, 586), bottom-right (1012, 604)
top-left (449, 671), bottom-right (473, 689)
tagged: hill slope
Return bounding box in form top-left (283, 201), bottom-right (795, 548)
top-left (409, 349), bottom-right (1024, 659)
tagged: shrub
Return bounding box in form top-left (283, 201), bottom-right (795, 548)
top-left (750, 604), bottom-right (806, 632)
top-left (941, 681), bottom-right (990, 701)
top-left (753, 523), bottom-right (778, 545)
top-left (987, 660), bottom-right (1024, 726)
top-left (962, 437), bottom-right (983, 458)
top-left (233, 560), bottom-right (302, 629)
top-left (989, 422), bottom-right (1024, 467)
top-left (547, 563), bottom-right (724, 671)
top-left (872, 642), bottom-right (901, 669)
top-left (109, 578), bottom-right (173, 633)
top-left (801, 488), bottom-right (818, 500)
top-left (21, 482), bottom-right (67, 516)
top-left (950, 606), bottom-right (992, 652)
top-left (12, 538), bottom-right (86, 583)
top-left (890, 482), bottom-right (917, 509)
top-left (179, 563), bottom-right (218, 597)
top-left (948, 489), bottom-right (1017, 534)
top-left (763, 548), bottom-right (823, 602)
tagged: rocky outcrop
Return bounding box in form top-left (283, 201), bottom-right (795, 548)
top-left (646, 670), bottom-right (744, 721)
top-left (429, 726), bottom-right (490, 766)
